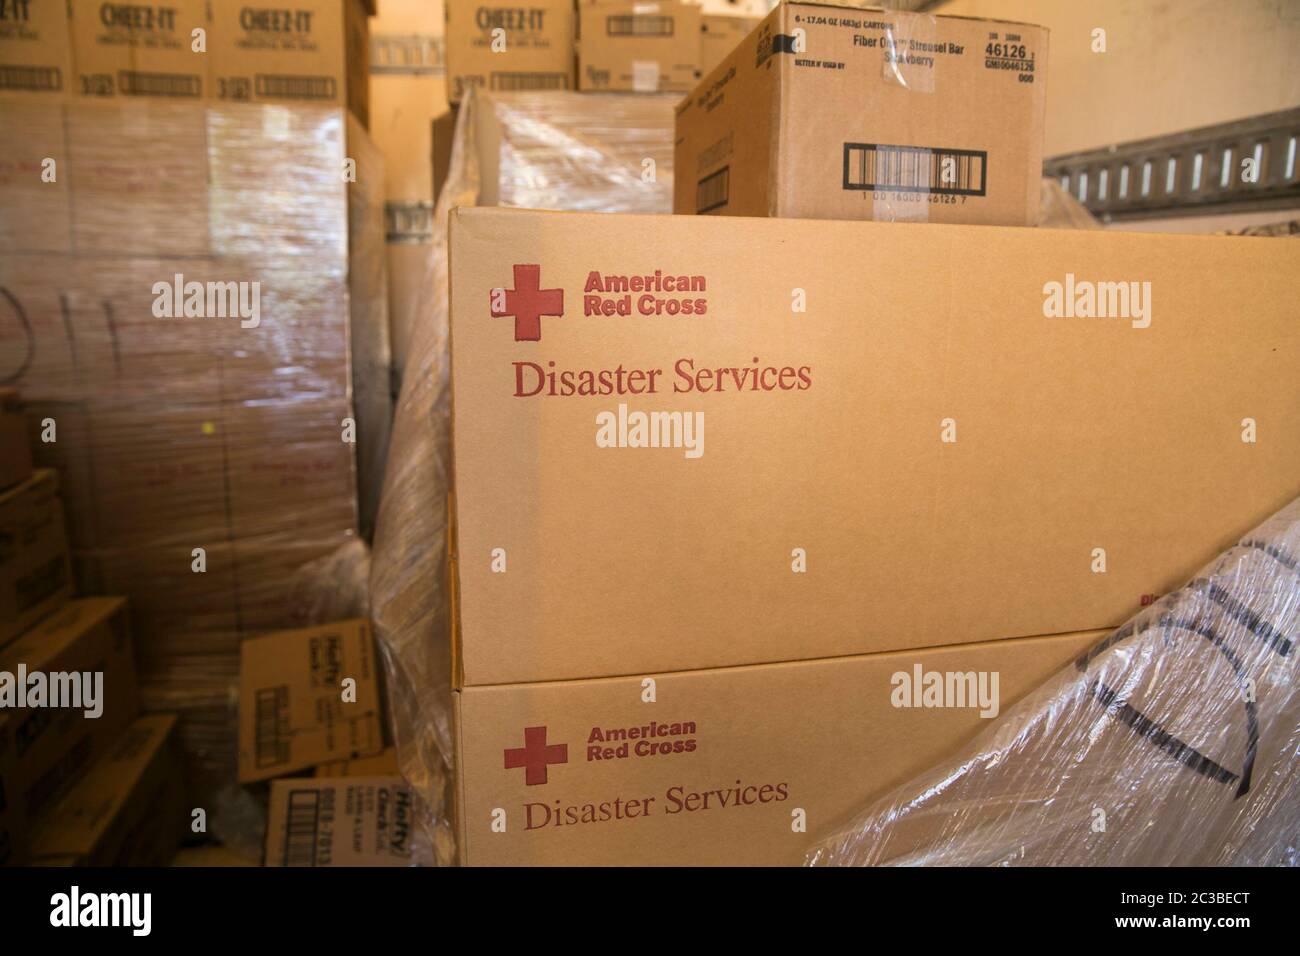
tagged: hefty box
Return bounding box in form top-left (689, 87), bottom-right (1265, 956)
top-left (444, 0), bottom-right (574, 104)
top-left (30, 713), bottom-right (185, 866)
top-left (69, 0), bottom-right (210, 99)
top-left (237, 618), bottom-right (385, 782)
top-left (578, 0), bottom-right (701, 93)
top-left (0, 388), bottom-right (32, 491)
top-left (264, 776), bottom-right (414, 866)
top-left (0, 0), bottom-right (73, 95)
top-left (455, 629), bottom-right (1104, 865)
top-left (0, 598), bottom-right (140, 842)
top-left (675, 2), bottom-right (1048, 224)
top-left (0, 469), bottom-right (73, 647)
top-left (209, 0), bottom-right (372, 127)
top-left (698, 13), bottom-right (760, 76)
top-left (448, 207), bottom-right (1300, 687)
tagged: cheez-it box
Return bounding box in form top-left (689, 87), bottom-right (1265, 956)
top-left (69, 0), bottom-right (210, 99)
top-left (209, 0), bottom-right (372, 126)
top-left (676, 1), bottom-right (1048, 224)
top-left (448, 207), bottom-right (1300, 687)
top-left (444, 0), bottom-right (574, 104)
top-left (0, 0), bottom-right (73, 96)
top-left (578, 0), bottom-right (701, 94)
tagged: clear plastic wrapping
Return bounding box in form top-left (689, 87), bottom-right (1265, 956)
top-left (1038, 177), bottom-right (1101, 229)
top-left (369, 89), bottom-right (678, 865)
top-left (807, 496), bottom-right (1300, 867)
top-left (0, 99), bottom-right (374, 809)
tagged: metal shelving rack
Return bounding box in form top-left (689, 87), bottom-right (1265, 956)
top-left (1045, 108), bottom-right (1300, 222)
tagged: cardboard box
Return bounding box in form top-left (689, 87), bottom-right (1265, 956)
top-left (675, 2), bottom-right (1048, 224)
top-left (209, 0), bottom-right (371, 127)
top-left (0, 388), bottom-right (32, 491)
top-left (698, 13), bottom-right (760, 76)
top-left (0, 469), bottom-right (72, 646)
top-left (31, 714), bottom-right (185, 866)
top-left (448, 207), bottom-right (1300, 686)
top-left (579, 0), bottom-right (700, 93)
top-left (0, 597), bottom-right (140, 842)
top-left (264, 775), bottom-right (414, 866)
top-left (0, 0), bottom-right (73, 95)
top-left (456, 629), bottom-right (1104, 865)
top-left (0, 768), bottom-right (23, 863)
top-left (69, 0), bottom-right (210, 99)
top-left (315, 745), bottom-right (399, 777)
top-left (444, 0), bottom-right (574, 104)
top-left (237, 618), bottom-right (384, 782)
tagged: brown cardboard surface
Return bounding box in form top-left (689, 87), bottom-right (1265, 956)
top-left (579, 1), bottom-right (701, 93)
top-left (210, 0), bottom-right (371, 126)
top-left (237, 618), bottom-right (384, 781)
top-left (698, 13), bottom-right (760, 76)
top-left (449, 207), bottom-right (1300, 686)
top-left (456, 628), bottom-right (1104, 865)
top-left (675, 2), bottom-right (1047, 224)
top-left (444, 0), bottom-right (574, 104)
top-left (0, 597), bottom-right (140, 840)
top-left (0, 388), bottom-right (32, 491)
top-left (31, 713), bottom-right (184, 866)
top-left (264, 775), bottom-right (414, 866)
top-left (0, 0), bottom-right (72, 95)
top-left (0, 469), bottom-right (72, 646)
top-left (314, 745), bottom-right (399, 777)
top-left (69, 0), bottom-right (209, 99)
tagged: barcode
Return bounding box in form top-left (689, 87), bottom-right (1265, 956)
top-left (283, 790), bottom-right (320, 867)
top-left (0, 65), bottom-right (61, 92)
top-left (490, 72), bottom-right (570, 92)
top-left (608, 15), bottom-right (674, 37)
top-left (843, 143), bottom-right (987, 196)
top-left (118, 71), bottom-right (202, 98)
top-left (255, 74), bottom-right (338, 100)
top-left (254, 686), bottom-right (290, 769)
top-left (696, 166), bottom-right (730, 214)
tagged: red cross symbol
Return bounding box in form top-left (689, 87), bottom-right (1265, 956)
top-left (503, 726), bottom-right (568, 786)
top-left (490, 264), bottom-right (563, 342)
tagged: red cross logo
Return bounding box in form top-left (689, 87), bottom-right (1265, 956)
top-left (503, 726), bottom-right (568, 786)
top-left (491, 264), bottom-right (564, 342)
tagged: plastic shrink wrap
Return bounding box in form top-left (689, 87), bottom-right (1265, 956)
top-left (0, 99), bottom-right (384, 810)
top-left (368, 90), bottom-right (675, 864)
top-left (806, 496), bottom-right (1300, 867)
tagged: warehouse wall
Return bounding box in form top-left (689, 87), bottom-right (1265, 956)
top-left (933, 0), bottom-right (1300, 156)
top-left (369, 0), bottom-right (450, 383)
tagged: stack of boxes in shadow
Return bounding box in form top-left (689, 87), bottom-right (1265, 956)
top-left (0, 1), bottom-right (387, 816)
top-left (1, 389), bottom-right (184, 866)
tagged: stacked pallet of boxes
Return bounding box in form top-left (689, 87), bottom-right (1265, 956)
top-left (0, 1), bottom-right (387, 815)
top-left (1, 390), bottom-right (186, 866)
top-left (371, 2), bottom-right (1300, 866)
top-left (442, 0), bottom-right (759, 104)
